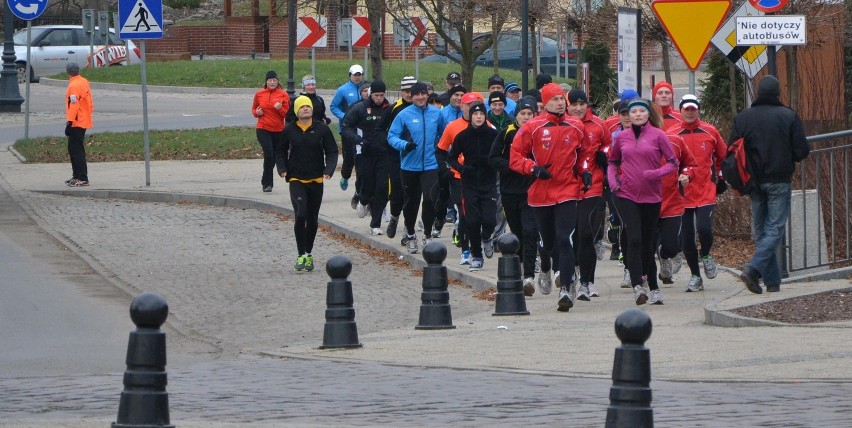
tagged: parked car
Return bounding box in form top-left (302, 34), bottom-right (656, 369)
top-left (13, 25), bottom-right (142, 83)
top-left (423, 31), bottom-right (577, 79)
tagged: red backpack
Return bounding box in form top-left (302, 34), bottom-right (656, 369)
top-left (721, 137), bottom-right (756, 196)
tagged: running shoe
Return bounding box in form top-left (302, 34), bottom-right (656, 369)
top-left (339, 177), bottom-right (348, 191)
top-left (386, 216), bottom-right (399, 239)
top-left (459, 250), bottom-right (471, 265)
top-left (634, 284), bottom-right (649, 305)
top-left (262, 185), bottom-right (272, 192)
top-left (658, 258), bottom-right (673, 284)
top-left (523, 277), bottom-right (536, 296)
top-left (577, 282), bottom-right (591, 301)
top-left (431, 229), bottom-right (441, 238)
top-left (648, 289), bottom-right (664, 305)
top-left (537, 271), bottom-right (552, 295)
top-left (672, 252), bottom-right (684, 274)
top-left (554, 271), bottom-right (561, 289)
top-left (686, 275), bottom-right (704, 292)
top-left (294, 255), bottom-right (306, 272)
top-left (595, 240), bottom-right (605, 261)
top-left (588, 283), bottom-right (600, 297)
top-left (67, 179), bottom-right (89, 187)
top-left (350, 194), bottom-right (359, 210)
top-left (370, 228), bottom-right (383, 236)
top-left (469, 257), bottom-right (484, 271)
top-left (304, 254), bottom-right (314, 272)
top-left (483, 239), bottom-right (495, 258)
top-left (620, 269), bottom-right (631, 288)
top-left (702, 254), bottom-right (718, 279)
top-left (557, 286), bottom-right (573, 312)
top-left (406, 235), bottom-right (419, 254)
top-left (452, 230), bottom-right (461, 247)
top-left (417, 219), bottom-right (425, 232)
top-left (356, 202), bottom-right (369, 218)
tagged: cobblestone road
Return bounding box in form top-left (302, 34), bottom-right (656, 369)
top-left (4, 193), bottom-right (852, 427)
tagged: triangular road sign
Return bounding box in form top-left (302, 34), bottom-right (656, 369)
top-left (120, 0), bottom-right (163, 36)
top-left (652, 0), bottom-right (731, 70)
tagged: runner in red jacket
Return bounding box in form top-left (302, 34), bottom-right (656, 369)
top-left (510, 83), bottom-right (586, 313)
top-left (657, 133), bottom-right (697, 287)
top-left (666, 95), bottom-right (727, 291)
top-left (652, 81), bottom-right (682, 131)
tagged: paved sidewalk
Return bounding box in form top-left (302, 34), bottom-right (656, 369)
top-left (1, 148), bottom-right (850, 384)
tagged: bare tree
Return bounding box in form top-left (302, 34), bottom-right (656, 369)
top-left (386, 0), bottom-right (506, 87)
top-left (364, 0), bottom-right (384, 80)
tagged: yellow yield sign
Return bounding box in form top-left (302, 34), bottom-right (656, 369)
top-left (652, 0), bottom-right (732, 70)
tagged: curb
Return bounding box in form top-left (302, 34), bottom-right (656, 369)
top-left (38, 189), bottom-right (499, 293)
top-left (7, 145), bottom-right (26, 163)
top-left (39, 77), bottom-right (259, 95)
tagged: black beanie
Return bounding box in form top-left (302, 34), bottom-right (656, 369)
top-left (370, 80), bottom-right (387, 93)
top-left (757, 75), bottom-right (781, 98)
top-left (449, 84), bottom-right (467, 95)
top-left (265, 70), bottom-right (278, 80)
top-left (526, 89), bottom-right (542, 103)
top-left (469, 103), bottom-right (487, 116)
top-left (516, 96), bottom-right (538, 114)
top-left (535, 73), bottom-right (552, 90)
top-left (488, 91), bottom-right (507, 106)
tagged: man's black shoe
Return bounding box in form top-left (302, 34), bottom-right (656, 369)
top-left (740, 266), bottom-right (763, 294)
top-left (766, 285), bottom-right (780, 292)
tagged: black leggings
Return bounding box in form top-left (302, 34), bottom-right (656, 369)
top-left (67, 127), bottom-right (88, 181)
top-left (341, 137), bottom-right (356, 180)
top-left (450, 178), bottom-right (468, 251)
top-left (534, 201), bottom-right (577, 281)
top-left (577, 196), bottom-right (606, 283)
top-left (614, 197), bottom-right (661, 290)
top-left (289, 181), bottom-right (323, 255)
top-left (461, 185), bottom-right (497, 258)
top-left (682, 205), bottom-right (715, 277)
top-left (256, 129), bottom-right (282, 188)
top-left (657, 216), bottom-right (682, 260)
top-left (400, 169), bottom-right (439, 237)
top-left (356, 154), bottom-right (389, 228)
top-left (503, 193), bottom-right (542, 279)
top-left (386, 154), bottom-right (404, 217)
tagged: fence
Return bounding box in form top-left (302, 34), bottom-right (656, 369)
top-left (786, 130), bottom-right (852, 275)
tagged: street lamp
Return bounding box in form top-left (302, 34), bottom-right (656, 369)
top-left (0, 1), bottom-right (24, 112)
top-left (520, 0), bottom-right (529, 93)
top-left (286, 0), bottom-right (296, 98)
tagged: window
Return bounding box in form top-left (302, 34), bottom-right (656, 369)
top-left (40, 29), bottom-right (74, 47)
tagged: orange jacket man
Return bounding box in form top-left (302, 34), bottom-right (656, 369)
top-left (64, 62), bottom-right (93, 187)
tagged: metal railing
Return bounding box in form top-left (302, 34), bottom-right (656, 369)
top-left (785, 130), bottom-right (852, 275)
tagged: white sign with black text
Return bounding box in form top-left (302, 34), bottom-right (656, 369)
top-left (736, 15), bottom-right (806, 46)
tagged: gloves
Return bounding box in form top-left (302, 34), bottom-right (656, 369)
top-left (595, 151), bottom-right (608, 169)
top-left (64, 121), bottom-right (72, 136)
top-left (461, 165), bottom-right (476, 176)
top-left (581, 170), bottom-right (593, 191)
top-left (531, 164), bottom-right (552, 179)
top-left (403, 142), bottom-right (417, 153)
top-left (716, 178), bottom-right (728, 195)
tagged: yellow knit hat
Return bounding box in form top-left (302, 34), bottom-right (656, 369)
top-left (294, 96), bottom-right (313, 113)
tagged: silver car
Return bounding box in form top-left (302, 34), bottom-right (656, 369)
top-left (13, 25), bottom-right (142, 83)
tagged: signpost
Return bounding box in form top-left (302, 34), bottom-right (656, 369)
top-left (749, 0), bottom-right (789, 13)
top-left (410, 17), bottom-right (427, 80)
top-left (652, 0), bottom-right (731, 93)
top-left (7, 0), bottom-right (49, 138)
top-left (297, 16), bottom-right (327, 78)
top-left (617, 7), bottom-right (641, 95)
top-left (118, 0), bottom-right (164, 186)
top-left (711, 1), bottom-right (769, 80)
top-left (351, 17), bottom-right (370, 77)
top-left (736, 15), bottom-right (806, 46)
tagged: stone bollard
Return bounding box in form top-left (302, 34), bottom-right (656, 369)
top-left (113, 292), bottom-right (174, 428)
top-left (319, 255), bottom-right (362, 349)
top-left (605, 309), bottom-right (654, 428)
top-left (493, 233), bottom-right (530, 316)
top-left (415, 241), bottom-right (456, 330)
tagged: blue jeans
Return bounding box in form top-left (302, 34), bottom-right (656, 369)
top-left (748, 182), bottom-right (791, 287)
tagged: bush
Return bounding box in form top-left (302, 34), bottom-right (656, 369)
top-left (581, 42), bottom-right (617, 108)
top-left (165, 0), bottom-right (201, 9)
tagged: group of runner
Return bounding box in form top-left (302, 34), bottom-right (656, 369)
top-left (259, 65), bottom-right (729, 312)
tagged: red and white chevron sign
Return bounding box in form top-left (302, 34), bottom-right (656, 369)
top-left (410, 17), bottom-right (427, 47)
top-left (351, 16), bottom-right (371, 47)
top-left (297, 17), bottom-right (328, 48)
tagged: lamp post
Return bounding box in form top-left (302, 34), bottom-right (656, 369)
top-left (286, 0), bottom-right (296, 98)
top-left (0, 1), bottom-right (24, 112)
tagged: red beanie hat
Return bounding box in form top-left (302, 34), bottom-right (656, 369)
top-left (540, 83), bottom-right (563, 106)
top-left (652, 81), bottom-right (673, 100)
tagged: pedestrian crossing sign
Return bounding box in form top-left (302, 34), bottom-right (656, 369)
top-left (118, 0), bottom-right (164, 39)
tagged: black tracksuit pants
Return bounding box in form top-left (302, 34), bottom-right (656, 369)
top-left (534, 201), bottom-right (578, 283)
top-left (67, 127), bottom-right (88, 181)
top-left (357, 154), bottom-right (389, 228)
top-left (503, 193), bottom-right (541, 279)
top-left (256, 129), bottom-right (282, 188)
top-left (461, 185), bottom-right (497, 258)
top-left (290, 181), bottom-right (323, 255)
top-left (577, 196), bottom-right (606, 283)
top-left (401, 169), bottom-right (439, 237)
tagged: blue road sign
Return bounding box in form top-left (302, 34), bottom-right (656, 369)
top-left (118, 0), bottom-right (163, 39)
top-left (7, 0), bottom-right (48, 21)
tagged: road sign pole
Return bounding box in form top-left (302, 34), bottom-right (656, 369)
top-left (402, 40), bottom-right (406, 63)
top-left (364, 49), bottom-right (368, 79)
top-left (24, 21), bottom-right (32, 140)
top-left (767, 45), bottom-right (777, 77)
top-left (311, 47), bottom-right (316, 79)
top-left (140, 40), bottom-right (151, 186)
top-left (415, 47), bottom-right (420, 80)
top-left (348, 38), bottom-right (352, 61)
top-left (688, 70), bottom-right (695, 95)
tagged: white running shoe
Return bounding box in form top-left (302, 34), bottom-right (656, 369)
top-left (672, 252), bottom-right (684, 274)
top-left (577, 283), bottom-right (591, 301)
top-left (620, 269), bottom-right (631, 288)
top-left (370, 227), bottom-right (383, 236)
top-left (686, 275), bottom-right (704, 292)
top-left (633, 284), bottom-right (650, 305)
top-left (459, 250), bottom-right (472, 265)
top-left (537, 271), bottom-right (552, 295)
top-left (523, 277), bottom-right (536, 296)
top-left (703, 254), bottom-right (718, 279)
top-left (588, 283), bottom-right (600, 297)
top-left (648, 289), bottom-right (664, 305)
top-left (557, 286), bottom-right (573, 312)
top-left (595, 240), bottom-right (605, 261)
top-left (356, 202), bottom-right (369, 218)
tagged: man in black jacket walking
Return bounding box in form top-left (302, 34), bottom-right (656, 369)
top-left (341, 80), bottom-right (392, 235)
top-left (728, 75), bottom-right (809, 294)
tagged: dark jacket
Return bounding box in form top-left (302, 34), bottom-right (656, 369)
top-left (487, 110), bottom-right (514, 134)
top-left (379, 98), bottom-right (412, 158)
top-left (728, 77), bottom-right (809, 184)
top-left (275, 120), bottom-right (338, 181)
top-left (285, 92), bottom-right (331, 125)
top-left (449, 123), bottom-right (500, 192)
top-left (341, 97), bottom-right (391, 157)
top-left (489, 122), bottom-right (535, 195)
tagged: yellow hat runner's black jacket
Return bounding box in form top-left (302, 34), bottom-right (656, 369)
top-left (275, 119), bottom-right (339, 183)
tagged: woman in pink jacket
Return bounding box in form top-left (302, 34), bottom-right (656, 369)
top-left (607, 98), bottom-right (678, 306)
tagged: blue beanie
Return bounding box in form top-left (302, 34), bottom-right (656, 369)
top-left (620, 89), bottom-right (640, 105)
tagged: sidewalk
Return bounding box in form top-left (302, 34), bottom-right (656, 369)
top-left (2, 147), bottom-right (850, 383)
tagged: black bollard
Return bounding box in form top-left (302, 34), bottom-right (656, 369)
top-left (319, 255), bottom-right (362, 349)
top-left (113, 293), bottom-right (174, 428)
top-left (605, 309), bottom-right (654, 428)
top-left (493, 233), bottom-right (530, 316)
top-left (415, 241), bottom-right (455, 329)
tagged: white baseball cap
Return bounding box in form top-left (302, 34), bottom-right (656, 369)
top-left (349, 64), bottom-right (364, 75)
